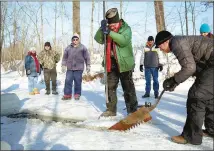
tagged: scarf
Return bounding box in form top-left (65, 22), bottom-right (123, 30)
top-left (30, 52), bottom-right (40, 73)
top-left (106, 21), bottom-right (122, 72)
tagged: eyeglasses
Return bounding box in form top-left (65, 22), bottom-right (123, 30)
top-left (72, 38), bottom-right (79, 41)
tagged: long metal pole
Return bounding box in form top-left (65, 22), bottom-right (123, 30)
top-left (103, 1), bottom-right (109, 104)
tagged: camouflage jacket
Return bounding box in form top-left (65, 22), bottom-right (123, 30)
top-left (38, 49), bottom-right (60, 69)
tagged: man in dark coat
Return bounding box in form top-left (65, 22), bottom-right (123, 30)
top-left (155, 30), bottom-right (214, 145)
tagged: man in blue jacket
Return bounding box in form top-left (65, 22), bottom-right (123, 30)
top-left (62, 33), bottom-right (90, 100)
top-left (140, 36), bottom-right (163, 99)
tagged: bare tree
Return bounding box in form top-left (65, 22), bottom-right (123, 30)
top-left (90, 0), bottom-right (95, 58)
top-left (177, 2), bottom-right (184, 35)
top-left (54, 1), bottom-right (57, 50)
top-left (189, 2), bottom-right (196, 35)
top-left (120, 0), bottom-right (123, 18)
top-left (73, 1), bottom-right (80, 37)
top-left (185, 1), bottom-right (189, 35)
top-left (154, 1), bottom-right (166, 32)
top-left (201, 1), bottom-right (214, 11)
top-left (40, 2), bottom-right (43, 50)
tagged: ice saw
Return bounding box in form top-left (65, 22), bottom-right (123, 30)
top-left (108, 90), bottom-right (165, 131)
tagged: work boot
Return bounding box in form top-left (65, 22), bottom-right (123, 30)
top-left (100, 110), bottom-right (116, 117)
top-left (45, 90), bottom-right (50, 95)
top-left (171, 135), bottom-right (188, 144)
top-left (52, 90), bottom-right (59, 95)
top-left (155, 94), bottom-right (159, 99)
top-left (33, 88), bottom-right (40, 94)
top-left (203, 129), bottom-right (214, 138)
top-left (74, 94), bottom-right (80, 100)
top-left (142, 93), bottom-right (150, 98)
top-left (62, 95), bottom-right (72, 100)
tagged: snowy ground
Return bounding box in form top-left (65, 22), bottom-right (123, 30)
top-left (1, 67), bottom-right (213, 150)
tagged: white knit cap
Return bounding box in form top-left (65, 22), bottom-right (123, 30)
top-left (30, 47), bottom-right (36, 51)
top-left (72, 33), bottom-right (80, 39)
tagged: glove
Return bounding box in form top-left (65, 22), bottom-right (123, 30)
top-left (61, 65), bottom-right (67, 73)
top-left (26, 69), bottom-right (31, 75)
top-left (101, 19), bottom-right (110, 35)
top-left (86, 66), bottom-right (90, 74)
top-left (139, 65), bottom-right (143, 72)
top-left (163, 77), bottom-right (178, 92)
top-left (158, 64), bottom-right (163, 71)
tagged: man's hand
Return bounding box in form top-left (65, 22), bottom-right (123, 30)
top-left (86, 66), bottom-right (90, 74)
top-left (158, 64), bottom-right (163, 71)
top-left (26, 70), bottom-right (31, 75)
top-left (139, 65), bottom-right (143, 72)
top-left (163, 77), bottom-right (178, 92)
top-left (101, 20), bottom-right (110, 35)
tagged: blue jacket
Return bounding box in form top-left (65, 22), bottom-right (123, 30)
top-left (62, 43), bottom-right (90, 71)
top-left (25, 54), bottom-right (41, 77)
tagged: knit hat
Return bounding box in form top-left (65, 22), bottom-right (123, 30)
top-left (105, 8), bottom-right (120, 24)
top-left (155, 30), bottom-right (173, 48)
top-left (200, 23), bottom-right (211, 33)
top-left (44, 42), bottom-right (51, 47)
top-left (72, 33), bottom-right (80, 40)
top-left (148, 36), bottom-right (154, 41)
top-left (30, 47), bottom-right (36, 51)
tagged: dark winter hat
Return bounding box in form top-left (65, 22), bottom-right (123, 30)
top-left (155, 30), bottom-right (173, 48)
top-left (44, 42), bottom-right (51, 47)
top-left (148, 36), bottom-right (154, 41)
top-left (105, 8), bottom-right (120, 24)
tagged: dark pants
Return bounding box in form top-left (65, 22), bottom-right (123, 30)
top-left (145, 67), bottom-right (159, 95)
top-left (182, 66), bottom-right (214, 145)
top-left (64, 70), bottom-right (83, 96)
top-left (44, 67), bottom-right (57, 91)
top-left (106, 58), bottom-right (138, 114)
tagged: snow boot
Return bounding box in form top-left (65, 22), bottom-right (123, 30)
top-left (100, 110), bottom-right (116, 117)
top-left (171, 135), bottom-right (188, 144)
top-left (142, 93), bottom-right (150, 98)
top-left (62, 95), bottom-right (72, 100)
top-left (29, 91), bottom-right (35, 95)
top-left (45, 90), bottom-right (50, 95)
top-left (33, 88), bottom-right (40, 94)
top-left (155, 94), bottom-right (158, 99)
top-left (52, 90), bottom-right (59, 95)
top-left (74, 94), bottom-right (80, 100)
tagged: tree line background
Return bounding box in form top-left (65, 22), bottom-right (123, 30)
top-left (0, 1), bottom-right (213, 77)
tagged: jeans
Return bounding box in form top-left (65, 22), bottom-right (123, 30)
top-left (28, 76), bottom-right (38, 92)
top-left (64, 70), bottom-right (83, 95)
top-left (144, 67), bottom-right (159, 95)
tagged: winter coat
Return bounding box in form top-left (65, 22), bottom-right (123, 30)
top-left (37, 49), bottom-right (60, 69)
top-left (170, 36), bottom-right (213, 84)
top-left (140, 43), bottom-right (162, 68)
top-left (94, 19), bottom-right (135, 73)
top-left (25, 53), bottom-right (41, 76)
top-left (62, 43), bottom-right (90, 71)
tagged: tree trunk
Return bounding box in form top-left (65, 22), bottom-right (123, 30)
top-left (90, 0), bottom-right (94, 58)
top-left (73, 1), bottom-right (80, 38)
top-left (177, 2), bottom-right (184, 35)
top-left (154, 1), bottom-right (166, 32)
top-left (55, 1), bottom-right (57, 50)
top-left (120, 0), bottom-right (123, 18)
top-left (185, 1), bottom-right (189, 35)
top-left (190, 2), bottom-right (196, 35)
top-left (41, 2), bottom-right (43, 50)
